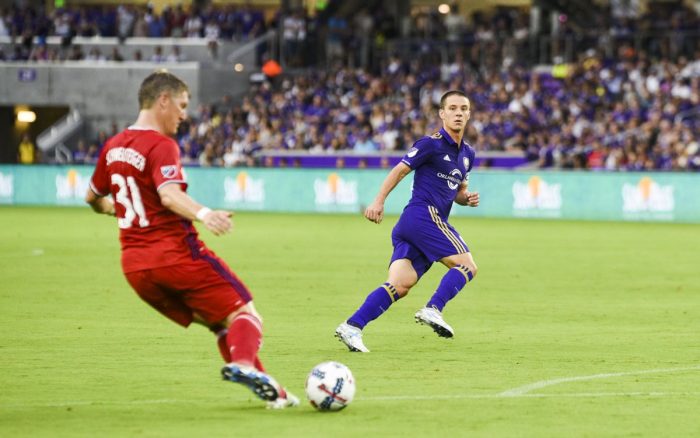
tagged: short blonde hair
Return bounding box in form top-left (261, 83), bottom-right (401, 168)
top-left (138, 70), bottom-right (189, 109)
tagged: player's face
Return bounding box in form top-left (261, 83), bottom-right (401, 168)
top-left (161, 90), bottom-right (189, 136)
top-left (439, 95), bottom-right (471, 133)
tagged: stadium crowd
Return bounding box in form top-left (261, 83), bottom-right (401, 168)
top-left (0, 2), bottom-right (268, 62)
top-left (162, 46), bottom-right (698, 171)
top-left (6, 1), bottom-right (700, 171)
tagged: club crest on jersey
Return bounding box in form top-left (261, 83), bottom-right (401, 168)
top-left (407, 147), bottom-right (419, 158)
top-left (463, 157), bottom-right (470, 169)
top-left (160, 165), bottom-right (178, 179)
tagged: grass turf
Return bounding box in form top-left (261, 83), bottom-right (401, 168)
top-left (1, 206), bottom-right (699, 437)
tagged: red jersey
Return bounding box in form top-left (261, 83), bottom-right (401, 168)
top-left (90, 128), bottom-right (203, 273)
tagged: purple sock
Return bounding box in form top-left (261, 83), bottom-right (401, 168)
top-left (347, 283), bottom-right (401, 329)
top-left (427, 265), bottom-right (473, 311)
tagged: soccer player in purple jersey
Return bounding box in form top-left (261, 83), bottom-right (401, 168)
top-left (335, 90), bottom-right (480, 352)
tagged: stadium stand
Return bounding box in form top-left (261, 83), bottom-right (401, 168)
top-left (1, 0), bottom-right (698, 170)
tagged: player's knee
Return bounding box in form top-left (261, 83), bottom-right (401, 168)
top-left (467, 262), bottom-right (478, 278)
top-left (391, 279), bottom-right (416, 297)
top-left (224, 303), bottom-right (263, 326)
top-left (450, 257), bottom-right (477, 279)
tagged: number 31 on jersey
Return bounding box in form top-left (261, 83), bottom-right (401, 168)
top-left (112, 173), bottom-right (150, 229)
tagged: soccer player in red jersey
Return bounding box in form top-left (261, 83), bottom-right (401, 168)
top-left (85, 71), bottom-right (298, 409)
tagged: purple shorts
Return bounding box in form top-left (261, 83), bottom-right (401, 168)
top-left (390, 204), bottom-right (469, 278)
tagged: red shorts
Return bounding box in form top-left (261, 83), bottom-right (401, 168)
top-left (124, 249), bottom-right (252, 327)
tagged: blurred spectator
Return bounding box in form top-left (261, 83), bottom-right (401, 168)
top-left (282, 8), bottom-right (306, 67)
top-left (84, 143), bottom-right (99, 164)
top-left (0, 10), bottom-right (10, 37)
top-left (18, 134), bottom-right (37, 164)
top-left (184, 10), bottom-right (203, 38)
top-left (85, 47), bottom-right (106, 62)
top-left (73, 139), bottom-right (88, 163)
top-left (150, 45), bottom-right (165, 62)
top-left (109, 46), bottom-right (124, 62)
top-left (166, 45), bottom-right (185, 62)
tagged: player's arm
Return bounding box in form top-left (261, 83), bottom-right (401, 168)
top-left (365, 162), bottom-right (412, 224)
top-left (158, 183), bottom-right (233, 236)
top-left (454, 180), bottom-right (479, 207)
top-left (85, 188), bottom-right (116, 216)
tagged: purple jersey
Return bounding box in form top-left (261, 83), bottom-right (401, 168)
top-left (401, 128), bottom-right (476, 219)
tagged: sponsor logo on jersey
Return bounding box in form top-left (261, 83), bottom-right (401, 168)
top-left (463, 157), bottom-right (470, 169)
top-left (622, 177), bottom-right (674, 219)
top-left (512, 176), bottom-right (562, 217)
top-left (406, 147), bottom-right (418, 158)
top-left (443, 154), bottom-right (451, 161)
top-left (160, 165), bottom-right (178, 179)
top-left (56, 169), bottom-right (90, 203)
top-left (314, 173), bottom-right (358, 208)
top-left (437, 169), bottom-right (463, 190)
top-left (224, 172), bottom-right (265, 205)
top-left (0, 172), bottom-right (13, 202)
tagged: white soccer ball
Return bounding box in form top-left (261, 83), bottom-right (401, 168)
top-left (305, 361), bottom-right (356, 411)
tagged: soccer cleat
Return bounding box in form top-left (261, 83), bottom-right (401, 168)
top-left (221, 362), bottom-right (281, 401)
top-left (266, 389), bottom-right (301, 410)
top-left (415, 307), bottom-right (454, 338)
top-left (335, 322), bottom-right (370, 353)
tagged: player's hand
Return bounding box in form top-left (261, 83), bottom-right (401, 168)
top-left (202, 210), bottom-right (234, 235)
top-left (364, 201), bottom-right (385, 224)
top-left (465, 191), bottom-right (479, 207)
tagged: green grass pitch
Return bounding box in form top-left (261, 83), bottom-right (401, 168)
top-left (1, 206), bottom-right (699, 437)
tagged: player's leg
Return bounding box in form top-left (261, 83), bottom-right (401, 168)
top-left (415, 252), bottom-right (477, 338)
top-left (197, 314), bottom-right (267, 371)
top-left (124, 269), bottom-right (195, 327)
top-left (413, 211), bottom-right (477, 338)
top-left (203, 321), bottom-right (231, 362)
top-left (148, 252), bottom-right (292, 408)
top-left (430, 252), bottom-right (477, 311)
top-left (347, 258), bottom-right (418, 327)
top-left (218, 302), bottom-right (278, 400)
top-left (336, 258), bottom-right (420, 352)
top-left (218, 302), bottom-right (299, 408)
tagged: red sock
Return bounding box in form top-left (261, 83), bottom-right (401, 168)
top-left (215, 329), bottom-right (231, 362)
top-left (254, 355), bottom-right (265, 372)
top-left (226, 312), bottom-right (263, 367)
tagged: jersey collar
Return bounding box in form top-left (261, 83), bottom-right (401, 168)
top-left (439, 127), bottom-right (460, 148)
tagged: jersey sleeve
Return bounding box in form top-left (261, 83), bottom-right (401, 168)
top-left (460, 145), bottom-right (476, 184)
top-left (89, 142), bottom-right (111, 196)
top-left (149, 139), bottom-right (188, 191)
top-left (401, 137), bottom-right (433, 169)
top-left (467, 148), bottom-right (476, 173)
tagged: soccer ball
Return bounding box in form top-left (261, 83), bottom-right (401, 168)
top-left (305, 361), bottom-right (356, 411)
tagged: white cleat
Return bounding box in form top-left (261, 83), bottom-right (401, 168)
top-left (415, 307), bottom-right (454, 338)
top-left (267, 389), bottom-right (300, 410)
top-left (335, 322), bottom-right (370, 352)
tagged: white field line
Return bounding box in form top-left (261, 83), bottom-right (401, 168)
top-left (4, 392), bottom-right (700, 409)
top-left (3, 366), bottom-right (700, 408)
top-left (364, 391), bottom-right (700, 401)
top-left (499, 365), bottom-right (700, 397)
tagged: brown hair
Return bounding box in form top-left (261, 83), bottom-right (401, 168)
top-left (138, 70), bottom-right (189, 109)
top-left (439, 90), bottom-right (469, 109)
